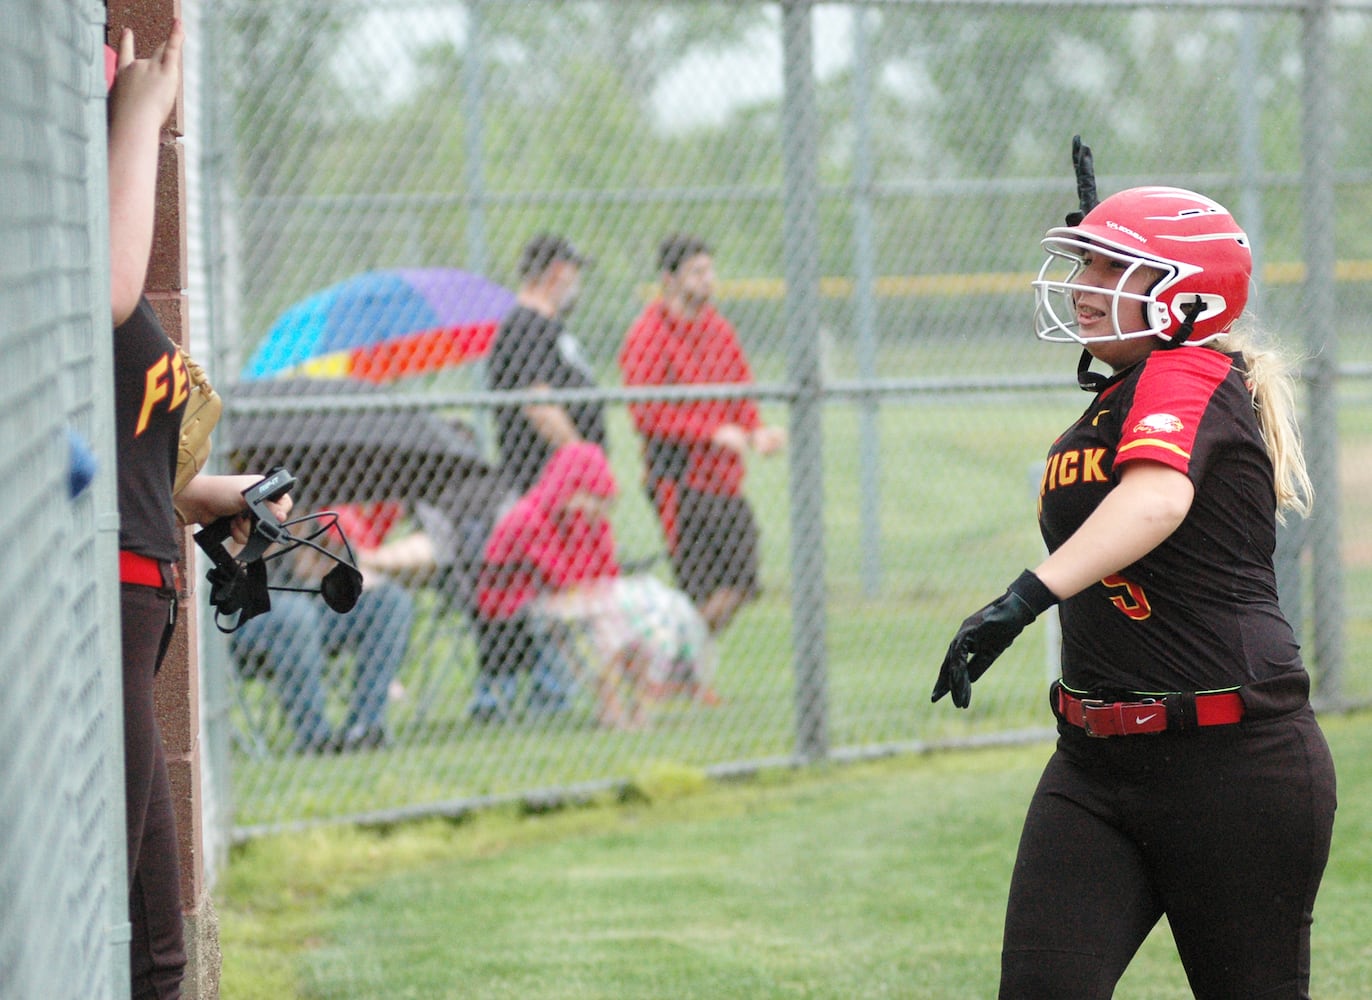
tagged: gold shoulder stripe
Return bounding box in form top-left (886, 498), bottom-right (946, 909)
top-left (1117, 438), bottom-right (1191, 459)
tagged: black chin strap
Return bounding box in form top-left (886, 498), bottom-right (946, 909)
top-left (1076, 349), bottom-right (1110, 392)
top-left (1161, 296), bottom-right (1206, 350)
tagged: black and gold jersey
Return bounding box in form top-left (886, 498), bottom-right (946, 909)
top-left (114, 297), bottom-right (186, 562)
top-left (1039, 346), bottom-right (1305, 703)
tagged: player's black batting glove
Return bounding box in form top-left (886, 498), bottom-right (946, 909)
top-left (932, 570), bottom-right (1059, 709)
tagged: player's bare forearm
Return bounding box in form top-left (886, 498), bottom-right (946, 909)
top-left (360, 532), bottom-right (436, 576)
top-left (108, 114), bottom-right (161, 320)
top-left (1032, 462), bottom-right (1193, 601)
top-left (176, 473), bottom-right (292, 530)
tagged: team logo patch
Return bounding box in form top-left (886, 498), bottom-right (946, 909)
top-left (1132, 413), bottom-right (1183, 435)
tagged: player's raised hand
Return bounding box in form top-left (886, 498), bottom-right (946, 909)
top-left (932, 570), bottom-right (1058, 709)
top-left (109, 21), bottom-right (184, 129)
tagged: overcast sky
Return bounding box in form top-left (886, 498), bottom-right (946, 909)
top-left (332, 5), bottom-right (858, 129)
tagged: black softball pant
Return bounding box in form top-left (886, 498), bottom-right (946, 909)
top-left (1000, 705), bottom-right (1336, 999)
top-left (121, 583), bottom-right (186, 1000)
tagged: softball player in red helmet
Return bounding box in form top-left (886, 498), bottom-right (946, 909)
top-left (933, 186), bottom-right (1337, 998)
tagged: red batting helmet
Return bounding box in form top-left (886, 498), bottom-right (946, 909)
top-left (1033, 186), bottom-right (1252, 347)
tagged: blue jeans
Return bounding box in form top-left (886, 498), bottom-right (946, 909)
top-left (470, 614), bottom-right (577, 719)
top-left (230, 583), bottom-right (414, 749)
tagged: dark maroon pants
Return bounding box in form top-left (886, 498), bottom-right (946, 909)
top-left (1000, 704), bottom-right (1336, 999)
top-left (120, 583), bottom-right (186, 1000)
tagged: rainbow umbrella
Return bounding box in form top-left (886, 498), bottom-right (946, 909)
top-left (242, 268), bottom-right (516, 382)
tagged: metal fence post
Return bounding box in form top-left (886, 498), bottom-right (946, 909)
top-left (463, 0), bottom-right (490, 275)
top-left (852, 7), bottom-right (883, 598)
top-left (1300, 0), bottom-right (1344, 699)
top-left (781, 0), bottom-right (828, 761)
top-left (1237, 12), bottom-right (1265, 317)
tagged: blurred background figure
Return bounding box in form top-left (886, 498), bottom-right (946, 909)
top-left (619, 234), bottom-right (785, 637)
top-left (471, 442), bottom-right (613, 723)
top-left (228, 505), bottom-right (414, 752)
top-left (473, 442), bottom-right (712, 728)
top-left (486, 234), bottom-right (606, 494)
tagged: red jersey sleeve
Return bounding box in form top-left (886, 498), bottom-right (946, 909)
top-left (1114, 348), bottom-right (1235, 475)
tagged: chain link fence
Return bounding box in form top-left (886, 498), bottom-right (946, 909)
top-left (1, 2), bottom-right (128, 997)
top-left (197, 0), bottom-right (1372, 842)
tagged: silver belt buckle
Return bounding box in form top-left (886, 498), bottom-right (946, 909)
top-left (1080, 699), bottom-right (1110, 737)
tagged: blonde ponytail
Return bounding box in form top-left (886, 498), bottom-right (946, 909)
top-left (1212, 324), bottom-right (1313, 523)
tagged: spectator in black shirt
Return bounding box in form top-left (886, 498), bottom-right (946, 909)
top-left (486, 234), bottom-right (606, 494)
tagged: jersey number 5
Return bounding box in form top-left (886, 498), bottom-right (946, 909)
top-left (1102, 574), bottom-right (1152, 621)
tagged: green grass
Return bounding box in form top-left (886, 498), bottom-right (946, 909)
top-left (219, 710), bottom-right (1372, 999)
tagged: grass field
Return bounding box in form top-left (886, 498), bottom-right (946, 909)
top-left (219, 710), bottom-right (1372, 999)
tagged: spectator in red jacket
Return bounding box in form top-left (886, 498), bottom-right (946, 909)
top-left (618, 235), bottom-right (785, 636)
top-left (477, 442), bottom-right (620, 623)
top-left (474, 442), bottom-right (625, 725)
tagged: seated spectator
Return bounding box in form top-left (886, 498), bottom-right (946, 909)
top-left (476, 442), bottom-right (714, 729)
top-left (538, 567), bottom-right (717, 714)
top-left (354, 476), bottom-right (564, 722)
top-left (228, 507), bottom-right (414, 752)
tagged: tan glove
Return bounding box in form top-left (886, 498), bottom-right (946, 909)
top-left (173, 346), bottom-right (222, 497)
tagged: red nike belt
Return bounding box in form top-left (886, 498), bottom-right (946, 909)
top-left (1056, 686), bottom-right (1245, 738)
top-left (119, 550), bottom-right (175, 589)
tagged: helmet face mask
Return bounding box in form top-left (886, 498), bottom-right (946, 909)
top-left (1033, 239), bottom-right (1182, 345)
top-left (1032, 186), bottom-right (1251, 348)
